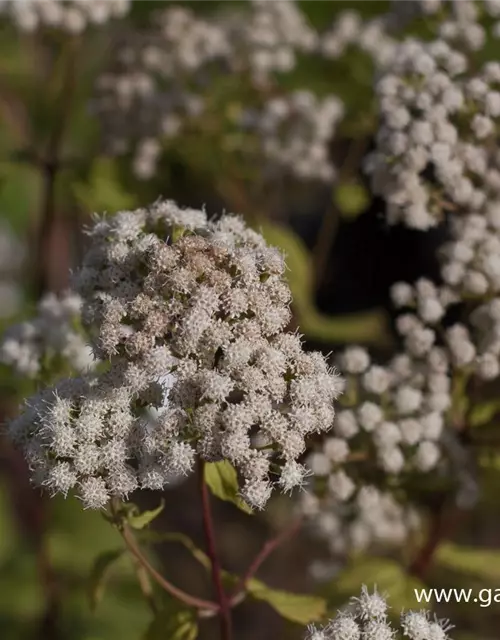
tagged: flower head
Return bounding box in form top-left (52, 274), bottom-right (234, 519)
top-left (10, 201), bottom-right (342, 510)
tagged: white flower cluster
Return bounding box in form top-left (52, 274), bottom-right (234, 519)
top-left (302, 485), bottom-right (421, 559)
top-left (366, 38), bottom-right (470, 230)
top-left (365, 25), bottom-right (500, 443)
top-left (391, 279), bottom-right (500, 384)
top-left (321, 10), bottom-right (396, 67)
top-left (239, 91), bottom-right (344, 182)
top-left (9, 201), bottom-right (342, 510)
top-left (367, 33), bottom-right (500, 231)
top-left (149, 6), bottom-right (232, 74)
top-left (305, 586), bottom-right (453, 640)
top-left (239, 0), bottom-right (318, 82)
top-left (389, 0), bottom-right (500, 48)
top-left (365, 27), bottom-right (500, 404)
top-left (442, 211), bottom-right (500, 299)
top-left (0, 0), bottom-right (130, 32)
top-left (94, 2), bottom-right (332, 181)
top-left (95, 4), bottom-right (231, 176)
top-left (0, 292), bottom-right (95, 378)
top-left (386, 117), bottom-right (500, 379)
top-left (300, 341), bottom-right (444, 556)
top-left (8, 357), bottom-right (185, 509)
top-left (92, 8), bottom-right (222, 177)
top-left (0, 221), bottom-right (24, 319)
top-left (309, 342), bottom-right (445, 479)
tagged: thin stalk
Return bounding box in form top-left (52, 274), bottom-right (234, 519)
top-left (199, 460), bottom-right (233, 640)
top-left (229, 516), bottom-right (303, 605)
top-left (118, 519), bottom-right (218, 612)
top-left (312, 137), bottom-right (370, 288)
top-left (132, 557), bottom-right (158, 615)
top-left (23, 38), bottom-right (83, 636)
top-left (35, 36), bottom-right (80, 296)
top-left (409, 505), bottom-right (464, 579)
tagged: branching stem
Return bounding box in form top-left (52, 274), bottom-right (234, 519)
top-left (110, 501), bottom-right (218, 613)
top-left (229, 516), bottom-right (303, 605)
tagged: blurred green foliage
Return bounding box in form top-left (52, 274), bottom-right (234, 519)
top-left (0, 481), bottom-right (150, 639)
top-left (259, 219), bottom-right (391, 346)
top-left (244, 578), bottom-right (326, 626)
top-left (145, 606), bottom-right (198, 640)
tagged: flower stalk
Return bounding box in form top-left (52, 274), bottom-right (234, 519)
top-left (199, 460), bottom-right (233, 640)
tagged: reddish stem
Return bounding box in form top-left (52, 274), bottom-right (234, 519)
top-left (35, 37), bottom-right (79, 297)
top-left (119, 522), bottom-right (218, 612)
top-left (199, 461), bottom-right (232, 640)
top-left (108, 499), bottom-right (216, 611)
top-left (409, 505), bottom-right (464, 579)
top-left (230, 516), bottom-right (303, 605)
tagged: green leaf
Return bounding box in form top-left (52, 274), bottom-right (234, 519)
top-left (478, 451), bottom-right (500, 470)
top-left (204, 461), bottom-right (253, 515)
top-left (0, 161), bottom-right (40, 234)
top-left (144, 607), bottom-right (198, 640)
top-left (333, 181), bottom-right (369, 219)
top-left (328, 557), bottom-right (425, 614)
top-left (72, 158), bottom-right (136, 214)
top-left (436, 543), bottom-right (500, 583)
top-left (246, 577), bottom-right (326, 625)
top-left (127, 500), bottom-right (165, 530)
top-left (138, 531), bottom-right (211, 570)
top-left (469, 400), bottom-right (500, 428)
top-left (258, 220), bottom-right (391, 347)
top-left (88, 549), bottom-right (125, 611)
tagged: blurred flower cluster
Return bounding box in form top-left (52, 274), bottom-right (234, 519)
top-left (93, 1), bottom-right (345, 182)
top-left (0, 0), bottom-right (130, 33)
top-left (0, 292), bottom-right (95, 378)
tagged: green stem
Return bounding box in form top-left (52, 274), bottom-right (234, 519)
top-left (132, 557), bottom-right (158, 615)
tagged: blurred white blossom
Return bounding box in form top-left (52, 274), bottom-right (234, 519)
top-left (239, 91), bottom-right (344, 182)
top-left (0, 292), bottom-right (95, 378)
top-left (0, 0), bottom-right (130, 32)
top-left (94, 1), bottom-right (339, 182)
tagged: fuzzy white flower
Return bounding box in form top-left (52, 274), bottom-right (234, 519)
top-left (9, 201), bottom-right (342, 510)
top-left (362, 366), bottom-right (391, 395)
top-left (305, 586), bottom-right (453, 640)
top-left (335, 409), bottom-right (360, 438)
top-left (328, 470), bottom-right (355, 501)
top-left (340, 346), bottom-right (371, 374)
